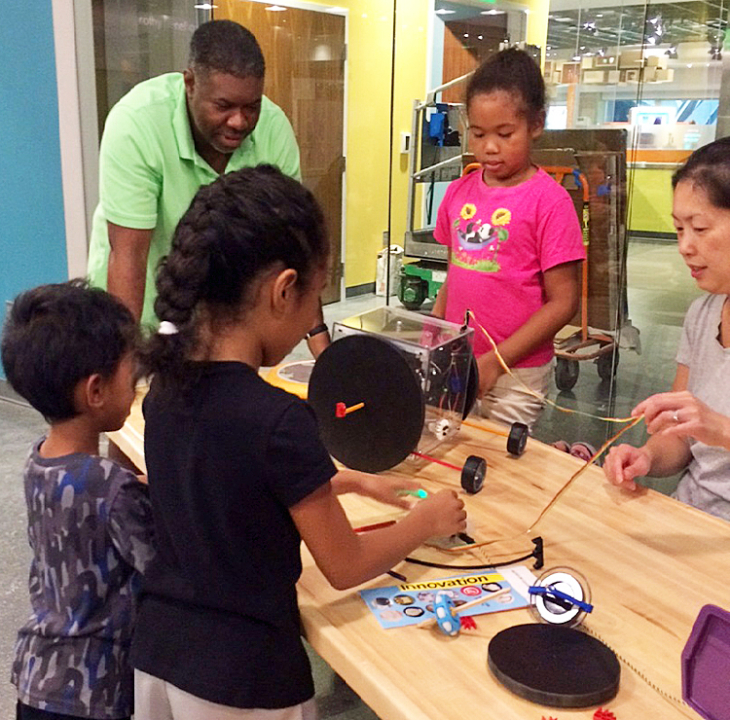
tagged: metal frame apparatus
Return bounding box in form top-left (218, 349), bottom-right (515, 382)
top-left (404, 73), bottom-right (472, 262)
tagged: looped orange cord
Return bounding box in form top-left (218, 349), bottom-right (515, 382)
top-left (466, 310), bottom-right (636, 424)
top-left (442, 312), bottom-right (647, 551)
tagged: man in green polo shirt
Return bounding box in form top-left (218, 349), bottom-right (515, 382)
top-left (87, 20), bottom-right (329, 352)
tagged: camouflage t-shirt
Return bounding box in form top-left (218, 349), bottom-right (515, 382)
top-left (11, 439), bottom-right (155, 719)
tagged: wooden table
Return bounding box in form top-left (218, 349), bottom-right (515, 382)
top-left (111, 398), bottom-right (729, 718)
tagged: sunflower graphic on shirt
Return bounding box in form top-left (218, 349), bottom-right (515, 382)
top-left (451, 205), bottom-right (511, 272)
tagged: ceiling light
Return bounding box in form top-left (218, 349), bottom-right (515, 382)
top-left (435, 8), bottom-right (455, 14)
top-left (481, 10), bottom-right (505, 15)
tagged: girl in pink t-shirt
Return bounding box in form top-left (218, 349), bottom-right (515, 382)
top-left (433, 48), bottom-right (585, 428)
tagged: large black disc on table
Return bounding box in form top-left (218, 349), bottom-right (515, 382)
top-left (308, 335), bottom-right (425, 473)
top-left (487, 624), bottom-right (620, 708)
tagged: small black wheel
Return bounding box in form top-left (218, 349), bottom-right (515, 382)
top-left (398, 273), bottom-right (427, 310)
top-left (555, 357), bottom-right (579, 391)
top-left (596, 347), bottom-right (619, 381)
top-left (506, 422), bottom-right (529, 456)
top-left (461, 455), bottom-right (487, 494)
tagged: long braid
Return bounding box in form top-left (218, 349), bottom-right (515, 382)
top-left (140, 187), bottom-right (220, 386)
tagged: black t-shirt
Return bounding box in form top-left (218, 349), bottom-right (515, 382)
top-left (131, 362), bottom-right (337, 708)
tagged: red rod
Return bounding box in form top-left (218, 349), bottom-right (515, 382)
top-left (354, 520), bottom-right (396, 533)
top-left (411, 450), bottom-right (461, 472)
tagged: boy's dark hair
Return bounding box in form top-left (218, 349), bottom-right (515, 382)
top-left (672, 136), bottom-right (730, 210)
top-left (1, 280), bottom-right (137, 423)
top-left (466, 47), bottom-right (545, 124)
top-left (189, 20), bottom-right (265, 79)
top-left (141, 164), bottom-right (329, 386)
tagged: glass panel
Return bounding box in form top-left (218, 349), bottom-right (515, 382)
top-left (92, 1), bottom-right (202, 135)
top-left (332, 306), bottom-right (475, 451)
top-left (540, 0), bottom-right (728, 482)
top-left (214, 0), bottom-right (347, 303)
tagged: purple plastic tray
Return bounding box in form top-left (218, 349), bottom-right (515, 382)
top-left (682, 604), bottom-right (730, 720)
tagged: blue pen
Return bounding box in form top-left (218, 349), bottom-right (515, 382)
top-left (528, 585), bottom-right (594, 614)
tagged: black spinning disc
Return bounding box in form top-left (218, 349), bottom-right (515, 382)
top-left (462, 352), bottom-right (480, 419)
top-left (308, 334), bottom-right (425, 472)
top-left (487, 624), bottom-right (620, 708)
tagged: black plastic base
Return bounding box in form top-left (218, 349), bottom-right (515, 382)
top-left (487, 624), bottom-right (620, 708)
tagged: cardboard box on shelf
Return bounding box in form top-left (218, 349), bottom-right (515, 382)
top-left (619, 49), bottom-right (646, 68)
top-left (646, 54), bottom-right (668, 68)
top-left (595, 55), bottom-right (618, 66)
top-left (654, 68), bottom-right (674, 82)
top-left (561, 62), bottom-right (581, 84)
top-left (583, 69), bottom-right (607, 84)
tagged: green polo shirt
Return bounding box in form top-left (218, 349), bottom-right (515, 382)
top-left (87, 72), bottom-right (301, 329)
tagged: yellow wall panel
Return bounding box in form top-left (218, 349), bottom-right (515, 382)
top-left (628, 168), bottom-right (675, 234)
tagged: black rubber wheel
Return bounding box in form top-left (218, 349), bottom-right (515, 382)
top-left (398, 273), bottom-right (427, 311)
top-left (506, 422), bottom-right (529, 456)
top-left (461, 455), bottom-right (487, 494)
top-left (596, 347), bottom-right (619, 381)
top-left (555, 357), bottom-right (579, 391)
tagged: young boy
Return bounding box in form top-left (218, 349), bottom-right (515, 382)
top-left (1, 280), bottom-right (155, 720)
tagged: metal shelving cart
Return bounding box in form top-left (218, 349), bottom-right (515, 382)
top-left (400, 74), bottom-right (471, 310)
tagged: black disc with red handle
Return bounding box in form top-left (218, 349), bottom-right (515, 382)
top-left (308, 334), bottom-right (425, 473)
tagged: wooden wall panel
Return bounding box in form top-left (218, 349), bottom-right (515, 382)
top-left (441, 19), bottom-right (505, 103)
top-left (216, 1), bottom-right (345, 303)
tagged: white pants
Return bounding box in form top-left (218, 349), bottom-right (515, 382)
top-left (135, 670), bottom-right (319, 720)
top-left (479, 361), bottom-right (551, 431)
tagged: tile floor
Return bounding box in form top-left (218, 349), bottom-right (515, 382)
top-left (0, 238), bottom-right (699, 718)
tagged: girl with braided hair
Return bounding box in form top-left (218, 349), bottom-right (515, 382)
top-left (132, 165), bottom-right (466, 719)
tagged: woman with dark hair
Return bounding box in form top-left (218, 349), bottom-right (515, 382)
top-left (604, 137), bottom-right (730, 520)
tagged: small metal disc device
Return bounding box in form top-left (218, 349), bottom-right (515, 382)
top-left (528, 566), bottom-right (593, 628)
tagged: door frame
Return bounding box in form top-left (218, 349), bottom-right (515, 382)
top-left (52, 0), bottom-right (99, 278)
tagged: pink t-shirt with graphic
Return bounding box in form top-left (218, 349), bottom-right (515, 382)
top-left (434, 168), bottom-right (585, 367)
